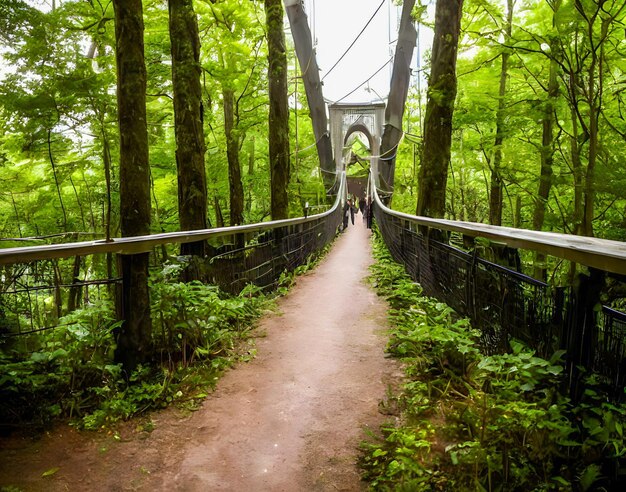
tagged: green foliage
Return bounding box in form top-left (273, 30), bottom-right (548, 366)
top-left (392, 0), bottom-right (626, 242)
top-left (361, 231), bottom-right (626, 491)
top-left (150, 261), bottom-right (265, 367)
top-left (0, 260), bottom-right (271, 431)
top-left (0, 299), bottom-right (119, 429)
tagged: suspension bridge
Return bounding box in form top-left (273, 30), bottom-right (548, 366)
top-left (1, 1), bottom-right (625, 489)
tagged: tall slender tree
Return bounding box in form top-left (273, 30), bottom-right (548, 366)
top-left (488, 0), bottom-right (514, 226)
top-left (416, 0), bottom-right (464, 218)
top-left (112, 0), bottom-right (152, 372)
top-left (168, 0), bottom-right (208, 254)
top-left (265, 0), bottom-right (290, 219)
top-left (223, 87), bottom-right (245, 225)
top-left (532, 0), bottom-right (561, 280)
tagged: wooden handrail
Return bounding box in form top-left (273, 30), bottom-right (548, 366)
top-left (0, 175), bottom-right (346, 266)
top-left (373, 184), bottom-right (626, 276)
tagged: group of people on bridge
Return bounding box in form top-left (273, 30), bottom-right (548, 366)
top-left (343, 194), bottom-right (372, 230)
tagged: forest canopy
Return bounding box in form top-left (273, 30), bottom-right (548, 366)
top-left (0, 0), bottom-right (625, 244)
top-left (0, 0), bottom-right (324, 246)
top-left (396, 0), bottom-right (626, 243)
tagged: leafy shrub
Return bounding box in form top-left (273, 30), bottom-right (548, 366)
top-left (0, 259), bottom-right (270, 431)
top-left (360, 229), bottom-right (626, 491)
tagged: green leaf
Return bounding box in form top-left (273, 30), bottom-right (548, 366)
top-left (549, 350), bottom-right (567, 364)
top-left (552, 476), bottom-right (570, 486)
top-left (547, 364), bottom-right (563, 375)
top-left (49, 348), bottom-right (68, 361)
top-left (30, 352), bottom-right (48, 363)
top-left (579, 464), bottom-right (602, 491)
top-left (41, 467), bottom-right (60, 477)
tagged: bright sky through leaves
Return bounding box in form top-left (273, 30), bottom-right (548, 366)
top-left (303, 0), bottom-right (430, 103)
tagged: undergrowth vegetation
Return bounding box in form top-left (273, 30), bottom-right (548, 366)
top-left (361, 231), bottom-right (626, 491)
top-left (0, 267), bottom-right (264, 432)
top-left (0, 252), bottom-right (326, 434)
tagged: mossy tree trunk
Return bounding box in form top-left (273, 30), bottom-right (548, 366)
top-left (223, 87), bottom-right (244, 226)
top-left (416, 0), bottom-right (464, 218)
top-left (113, 0), bottom-right (152, 373)
top-left (168, 0), bottom-right (208, 255)
top-left (265, 0), bottom-right (290, 220)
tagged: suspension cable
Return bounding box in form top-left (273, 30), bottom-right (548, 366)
top-left (321, 0), bottom-right (386, 82)
top-left (331, 57), bottom-right (393, 104)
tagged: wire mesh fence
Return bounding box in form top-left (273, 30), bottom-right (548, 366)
top-left (0, 255), bottom-right (120, 340)
top-left (373, 195), bottom-right (626, 398)
top-left (0, 178), bottom-right (345, 343)
top-left (206, 206), bottom-right (343, 293)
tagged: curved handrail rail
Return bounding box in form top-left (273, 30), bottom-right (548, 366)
top-left (0, 173), bottom-right (346, 265)
top-left (372, 179), bottom-right (626, 276)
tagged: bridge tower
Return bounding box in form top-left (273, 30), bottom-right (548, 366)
top-left (328, 102), bottom-right (385, 195)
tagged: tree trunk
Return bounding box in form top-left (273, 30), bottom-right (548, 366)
top-left (265, 0), bottom-right (290, 220)
top-left (223, 88), bottom-right (244, 226)
top-left (379, 0), bottom-right (417, 195)
top-left (113, 0), bottom-right (152, 373)
top-left (488, 0), bottom-right (513, 226)
top-left (214, 194), bottom-right (224, 228)
top-left (416, 0), bottom-right (464, 218)
top-left (47, 129), bottom-right (68, 231)
top-left (67, 255), bottom-right (82, 313)
top-left (570, 103), bottom-right (585, 236)
top-left (532, 1), bottom-right (560, 281)
top-left (102, 131), bottom-right (113, 241)
top-left (581, 10), bottom-right (610, 238)
top-left (246, 138), bottom-right (255, 216)
top-left (168, 0), bottom-right (208, 256)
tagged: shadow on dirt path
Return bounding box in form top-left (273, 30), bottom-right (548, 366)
top-left (0, 216), bottom-right (400, 491)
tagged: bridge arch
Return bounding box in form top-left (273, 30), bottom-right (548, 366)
top-left (343, 122), bottom-right (375, 158)
top-left (328, 102), bottom-right (385, 187)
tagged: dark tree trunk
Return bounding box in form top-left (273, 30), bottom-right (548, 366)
top-left (214, 194), bottom-right (225, 228)
top-left (570, 105), bottom-right (586, 236)
top-left (379, 0), bottom-right (417, 195)
top-left (265, 0), bottom-right (290, 220)
top-left (416, 0), bottom-right (464, 218)
top-left (223, 88), bottom-right (244, 226)
top-left (168, 0), bottom-right (208, 256)
top-left (47, 129), bottom-right (68, 231)
top-left (113, 0), bottom-right (152, 373)
top-left (246, 138), bottom-right (255, 216)
top-left (102, 132), bottom-right (113, 241)
top-left (488, 0), bottom-right (513, 226)
top-left (67, 255), bottom-right (82, 313)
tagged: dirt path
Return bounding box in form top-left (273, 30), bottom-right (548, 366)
top-left (0, 217), bottom-right (398, 491)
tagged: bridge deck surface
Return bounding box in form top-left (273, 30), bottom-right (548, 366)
top-left (0, 216), bottom-right (398, 491)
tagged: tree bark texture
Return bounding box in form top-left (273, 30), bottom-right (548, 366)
top-left (168, 0), bottom-right (208, 256)
top-left (379, 0), bottom-right (417, 194)
top-left (113, 0), bottom-right (152, 373)
top-left (265, 0), bottom-right (290, 220)
top-left (284, 0), bottom-right (334, 189)
top-left (416, 0), bottom-right (464, 218)
top-left (488, 0), bottom-right (513, 226)
top-left (223, 88), bottom-right (244, 226)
